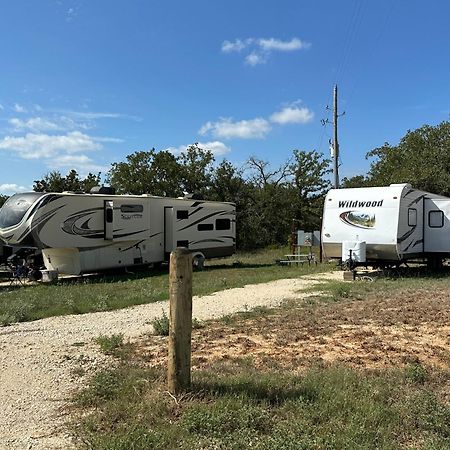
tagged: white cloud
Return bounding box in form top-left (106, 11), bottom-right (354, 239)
top-left (221, 36), bottom-right (311, 66)
top-left (50, 154), bottom-right (108, 173)
top-left (199, 141), bottom-right (231, 156)
top-left (166, 141), bottom-right (231, 156)
top-left (58, 115), bottom-right (92, 130)
top-left (92, 136), bottom-right (124, 143)
top-left (0, 131), bottom-right (102, 159)
top-left (8, 115), bottom-right (99, 132)
top-left (258, 38), bottom-right (311, 52)
top-left (9, 117), bottom-right (60, 132)
top-left (0, 183), bottom-right (28, 195)
top-left (221, 38), bottom-right (252, 53)
top-left (13, 103), bottom-right (27, 113)
top-left (199, 117), bottom-right (271, 140)
top-left (200, 101), bottom-right (313, 141)
top-left (0, 103), bottom-right (4, 111)
top-left (270, 105), bottom-right (314, 124)
top-left (54, 109), bottom-right (142, 122)
top-left (245, 52), bottom-right (267, 66)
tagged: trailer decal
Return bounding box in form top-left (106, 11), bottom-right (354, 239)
top-left (22, 205), bottom-right (66, 241)
top-left (178, 211), bottom-right (227, 231)
top-left (397, 226), bottom-right (416, 243)
top-left (62, 211), bottom-right (104, 237)
top-left (188, 207), bottom-right (204, 217)
top-left (190, 238), bottom-right (226, 245)
top-left (339, 211), bottom-right (376, 229)
top-left (338, 200), bottom-right (383, 208)
top-left (407, 194), bottom-right (426, 207)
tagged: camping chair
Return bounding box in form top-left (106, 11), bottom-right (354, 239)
top-left (8, 263), bottom-right (29, 286)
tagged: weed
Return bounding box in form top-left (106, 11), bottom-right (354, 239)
top-left (151, 310), bottom-right (170, 336)
top-left (405, 361), bottom-right (428, 384)
top-left (0, 313), bottom-right (15, 326)
top-left (220, 314), bottom-right (235, 325)
top-left (192, 318), bottom-right (204, 329)
top-left (73, 361), bottom-right (450, 450)
top-left (95, 334), bottom-right (125, 356)
top-left (71, 366), bottom-right (86, 377)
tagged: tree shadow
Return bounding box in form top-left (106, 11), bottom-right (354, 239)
top-left (191, 376), bottom-right (318, 407)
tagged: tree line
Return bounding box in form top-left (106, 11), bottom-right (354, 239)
top-left (31, 145), bottom-right (330, 250)
top-left (2, 119), bottom-right (449, 249)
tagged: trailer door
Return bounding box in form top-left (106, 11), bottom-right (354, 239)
top-left (424, 199), bottom-right (450, 252)
top-left (164, 207), bottom-right (174, 255)
top-left (164, 206), bottom-right (190, 257)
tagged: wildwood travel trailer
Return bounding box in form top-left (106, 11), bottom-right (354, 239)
top-left (322, 183), bottom-right (450, 267)
top-left (0, 189), bottom-right (236, 275)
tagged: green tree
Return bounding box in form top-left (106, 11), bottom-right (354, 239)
top-left (33, 170), bottom-right (101, 193)
top-left (109, 149), bottom-right (183, 196)
top-left (109, 144), bottom-right (215, 198)
top-left (340, 175), bottom-right (369, 188)
top-left (290, 149), bottom-right (331, 232)
top-left (211, 160), bottom-right (260, 249)
top-left (178, 144), bottom-right (215, 196)
top-left (366, 121), bottom-right (450, 195)
top-left (245, 156), bottom-right (297, 248)
top-left (0, 194), bottom-right (8, 208)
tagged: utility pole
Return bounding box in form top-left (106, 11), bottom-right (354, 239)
top-left (333, 84), bottom-right (339, 189)
top-left (321, 85), bottom-right (344, 188)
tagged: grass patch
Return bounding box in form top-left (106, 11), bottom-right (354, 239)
top-left (0, 247), bottom-right (328, 324)
top-left (304, 269), bottom-right (450, 304)
top-left (73, 361), bottom-right (450, 450)
top-left (95, 334), bottom-right (125, 357)
top-left (71, 270), bottom-right (450, 448)
top-left (151, 311), bottom-right (170, 336)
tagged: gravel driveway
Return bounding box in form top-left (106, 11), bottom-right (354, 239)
top-left (0, 271), bottom-right (339, 450)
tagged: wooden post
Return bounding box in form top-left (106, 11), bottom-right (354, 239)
top-left (168, 247), bottom-right (193, 394)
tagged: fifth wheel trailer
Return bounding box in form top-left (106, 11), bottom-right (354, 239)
top-left (321, 183), bottom-right (450, 266)
top-left (0, 190), bottom-right (236, 275)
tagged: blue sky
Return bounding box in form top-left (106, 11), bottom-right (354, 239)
top-left (0, 0), bottom-right (449, 194)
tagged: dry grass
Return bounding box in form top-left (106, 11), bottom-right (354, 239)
top-left (137, 283), bottom-right (450, 373)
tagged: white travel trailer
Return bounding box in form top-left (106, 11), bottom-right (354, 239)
top-left (0, 189), bottom-right (236, 275)
top-left (322, 183), bottom-right (450, 267)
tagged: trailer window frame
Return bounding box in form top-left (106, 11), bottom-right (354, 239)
top-left (428, 210), bottom-right (444, 228)
top-left (408, 208), bottom-right (417, 226)
top-left (120, 204), bottom-right (143, 213)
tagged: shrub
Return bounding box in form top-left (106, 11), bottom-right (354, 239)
top-left (151, 310), bottom-right (170, 336)
top-left (95, 333), bottom-right (124, 356)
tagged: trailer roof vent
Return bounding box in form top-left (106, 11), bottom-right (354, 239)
top-left (183, 193), bottom-right (204, 200)
top-left (90, 186), bottom-right (116, 195)
top-left (389, 183), bottom-right (412, 188)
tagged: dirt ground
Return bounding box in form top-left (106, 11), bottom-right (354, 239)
top-left (139, 286), bottom-right (450, 373)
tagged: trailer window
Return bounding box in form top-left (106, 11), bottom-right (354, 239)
top-left (408, 208), bottom-right (417, 226)
top-left (0, 193), bottom-right (45, 229)
top-left (216, 218), bottom-right (231, 230)
top-left (177, 210), bottom-right (188, 220)
top-left (121, 204), bottom-right (143, 213)
top-left (198, 223), bottom-right (213, 231)
top-left (429, 210), bottom-right (444, 228)
top-left (105, 208), bottom-right (113, 223)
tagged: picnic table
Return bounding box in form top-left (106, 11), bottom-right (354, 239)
top-left (278, 253), bottom-right (317, 266)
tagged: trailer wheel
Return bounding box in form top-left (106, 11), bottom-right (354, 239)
top-left (192, 253), bottom-right (205, 271)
